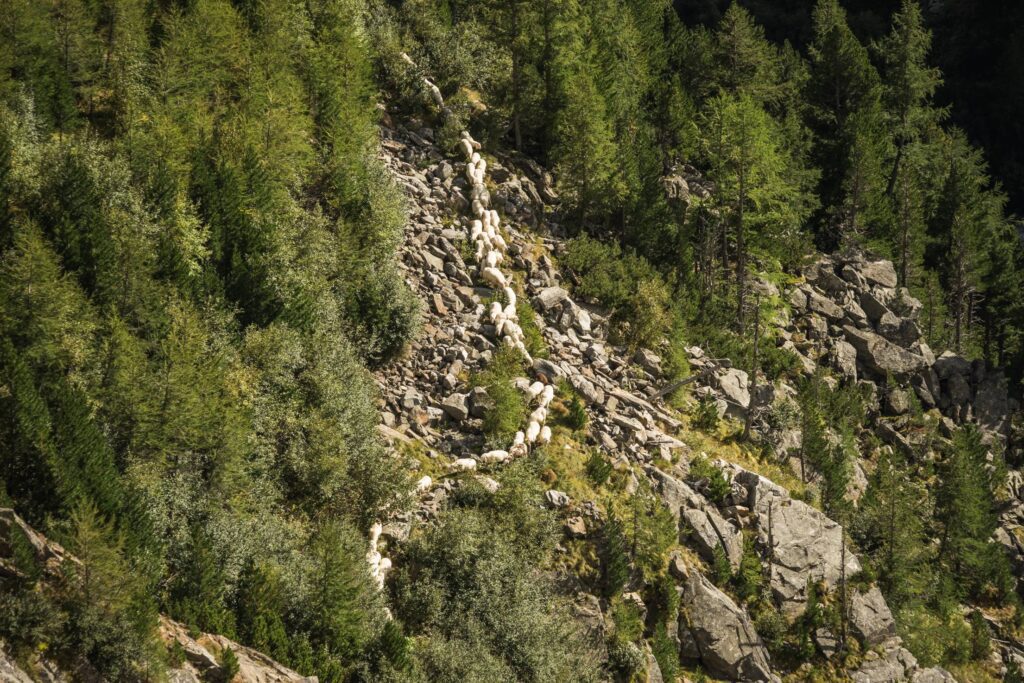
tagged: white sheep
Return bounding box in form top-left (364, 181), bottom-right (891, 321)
top-left (538, 426), bottom-right (552, 444)
top-left (400, 52), bottom-right (416, 67)
top-left (510, 442), bottom-right (529, 459)
top-left (452, 457), bottom-right (477, 471)
top-left (540, 384), bottom-right (555, 406)
top-left (458, 138), bottom-right (473, 158)
top-left (416, 475), bottom-right (433, 493)
top-left (425, 80), bottom-right (443, 107)
top-left (482, 267), bottom-right (506, 288)
top-left (492, 233), bottom-right (507, 251)
top-left (530, 407), bottom-right (547, 424)
top-left (471, 152), bottom-right (481, 165)
top-left (528, 381), bottom-right (544, 398)
top-left (370, 522), bottom-right (383, 547)
top-left (502, 303), bottom-right (516, 319)
top-left (488, 301), bottom-right (503, 320)
top-left (480, 450), bottom-right (511, 464)
top-left (503, 287), bottom-right (517, 307)
top-left (489, 210), bottom-right (500, 229)
top-left (526, 420), bottom-right (541, 443)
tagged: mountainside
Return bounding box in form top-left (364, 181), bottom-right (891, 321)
top-left (3, 1), bottom-right (1024, 682)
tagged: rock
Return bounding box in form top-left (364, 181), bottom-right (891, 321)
top-left (876, 421), bottom-right (915, 459)
top-left (545, 489), bottom-right (570, 508)
top-left (634, 348), bottom-right (663, 377)
top-left (0, 644), bottom-right (34, 683)
top-left (830, 340), bottom-right (858, 380)
top-left (843, 326), bottom-right (928, 377)
top-left (975, 371), bottom-right (1009, 434)
top-left (468, 386), bottom-right (491, 418)
top-left (859, 291), bottom-right (892, 322)
top-left (682, 508), bottom-right (742, 570)
top-left (747, 483), bottom-right (861, 615)
top-left (858, 260), bottom-right (899, 288)
top-left (646, 467), bottom-right (704, 519)
top-left (933, 351), bottom-right (971, 380)
top-left (441, 392), bottom-right (469, 421)
top-left (806, 288), bottom-right (845, 321)
top-left (849, 586), bottom-right (897, 646)
top-left (570, 373), bottom-right (605, 405)
top-left (814, 628), bottom-right (839, 658)
top-left (840, 263), bottom-right (868, 288)
top-left (911, 669), bottom-right (956, 682)
top-left (532, 286), bottom-right (569, 312)
top-left (564, 516), bottom-right (587, 538)
top-left (572, 593), bottom-right (608, 664)
top-left (678, 573), bottom-right (774, 682)
top-left (714, 368), bottom-right (750, 417)
top-left (884, 388), bottom-right (912, 416)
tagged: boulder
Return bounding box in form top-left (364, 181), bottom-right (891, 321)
top-left (714, 368), bottom-right (750, 417)
top-left (843, 326), bottom-right (928, 377)
top-left (933, 351), bottom-right (971, 380)
top-left (532, 286), bottom-right (569, 312)
top-left (806, 288), bottom-right (845, 321)
top-left (441, 392), bottom-right (469, 421)
top-left (678, 573), bottom-right (774, 682)
top-left (849, 586), bottom-right (897, 646)
top-left (634, 348), bottom-right (663, 377)
top-left (572, 593), bottom-right (609, 664)
top-left (545, 489), bottom-right (570, 508)
top-left (830, 340), bottom-right (858, 381)
top-left (858, 260), bottom-right (899, 289)
top-left (745, 481), bottom-right (861, 615)
top-left (682, 508), bottom-right (743, 570)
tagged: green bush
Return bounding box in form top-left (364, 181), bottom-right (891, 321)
top-left (690, 395), bottom-right (721, 432)
top-left (688, 455), bottom-right (731, 505)
top-left (586, 451), bottom-right (612, 486)
top-left (471, 347), bottom-right (528, 448)
top-left (516, 299), bottom-right (549, 359)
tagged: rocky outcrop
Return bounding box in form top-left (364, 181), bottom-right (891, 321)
top-left (679, 572), bottom-right (776, 682)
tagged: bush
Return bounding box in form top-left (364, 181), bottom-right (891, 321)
top-left (690, 395), bottom-right (721, 432)
top-left (516, 299), bottom-right (548, 359)
top-left (586, 451), bottom-right (612, 486)
top-left (651, 622), bottom-right (679, 682)
top-left (688, 455), bottom-right (731, 505)
top-left (341, 265), bottom-right (421, 367)
top-left (472, 347), bottom-right (528, 448)
top-left (607, 640), bottom-right (644, 676)
top-left (564, 394), bottom-right (588, 431)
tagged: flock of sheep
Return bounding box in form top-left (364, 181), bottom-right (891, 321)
top-left (366, 67), bottom-right (558, 594)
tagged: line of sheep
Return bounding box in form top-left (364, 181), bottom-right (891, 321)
top-left (367, 67), bottom-right (557, 594)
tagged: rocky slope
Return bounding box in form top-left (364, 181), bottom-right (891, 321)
top-left (365, 102), bottom-right (1007, 680)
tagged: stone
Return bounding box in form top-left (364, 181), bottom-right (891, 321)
top-left (634, 348), bottom-right (663, 377)
top-left (843, 326), bottom-right (928, 377)
top-left (682, 508), bottom-right (742, 570)
top-left (468, 386), bottom-right (491, 418)
top-left (742, 474), bottom-right (861, 616)
top-left (933, 351), bottom-right (971, 380)
top-left (858, 260), bottom-right (899, 288)
top-left (678, 573), bottom-right (774, 682)
top-left (532, 286), bottom-right (569, 312)
top-left (564, 516), bottom-right (587, 538)
top-left (806, 288), bottom-right (845, 320)
top-left (545, 489), bottom-right (570, 508)
top-left (859, 291), bottom-right (892, 322)
top-left (911, 669), bottom-right (956, 683)
top-left (849, 586), bottom-right (897, 646)
top-left (884, 388), bottom-right (912, 416)
top-left (831, 340), bottom-right (858, 380)
top-left (570, 373), bottom-right (605, 405)
top-left (441, 392), bottom-right (469, 421)
top-left (840, 263), bottom-right (868, 288)
top-left (572, 593), bottom-right (608, 664)
top-left (714, 368), bottom-right (750, 417)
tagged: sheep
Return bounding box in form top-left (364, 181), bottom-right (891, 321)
top-left (491, 233), bottom-right (507, 251)
top-left (480, 450), bottom-right (511, 464)
top-left (530, 407), bottom-right (547, 425)
top-left (485, 251), bottom-right (502, 269)
top-left (370, 521), bottom-right (383, 547)
top-left (415, 475), bottom-right (433, 493)
top-left (482, 267), bottom-right (506, 288)
top-left (528, 381), bottom-right (545, 398)
top-left (452, 457), bottom-right (477, 471)
top-left (472, 199), bottom-right (484, 217)
top-left (399, 52), bottom-right (416, 67)
top-left (458, 138), bottom-right (473, 158)
top-left (525, 420), bottom-right (541, 443)
top-left (540, 384), bottom-right (555, 406)
top-left (425, 80), bottom-right (443, 107)
top-left (489, 210), bottom-right (500, 229)
top-left (503, 303), bottom-right (516, 319)
top-left (470, 220), bottom-right (483, 239)
top-left (503, 287), bottom-right (517, 307)
top-left (510, 442), bottom-right (529, 459)
top-left (538, 425), bottom-right (552, 444)
top-left (488, 301), bottom-right (503, 320)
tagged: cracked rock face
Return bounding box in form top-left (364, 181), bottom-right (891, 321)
top-left (679, 573), bottom-right (776, 682)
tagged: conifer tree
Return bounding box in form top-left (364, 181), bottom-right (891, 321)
top-left (805, 0), bottom-right (887, 250)
top-left (600, 515), bottom-right (630, 598)
top-left (855, 448), bottom-right (931, 608)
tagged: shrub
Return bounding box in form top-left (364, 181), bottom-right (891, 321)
top-left (607, 640), bottom-right (644, 676)
top-left (565, 394), bottom-right (588, 431)
top-left (516, 299), bottom-right (548, 359)
top-left (690, 395), bottom-right (721, 432)
top-left (711, 545), bottom-right (732, 587)
top-left (651, 622), bottom-right (679, 682)
top-left (218, 647), bottom-right (240, 683)
top-left (688, 455), bottom-right (731, 505)
top-left (586, 451), bottom-right (612, 486)
top-left (472, 347), bottom-right (528, 448)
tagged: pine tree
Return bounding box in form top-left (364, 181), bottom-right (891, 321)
top-left (234, 559), bottom-right (291, 664)
top-left (876, 0), bottom-right (944, 199)
top-left (600, 515), bottom-right (630, 598)
top-left (805, 0), bottom-right (887, 250)
top-left (855, 448), bottom-right (931, 608)
top-left (169, 522), bottom-right (236, 637)
top-left (936, 426), bottom-right (1014, 602)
